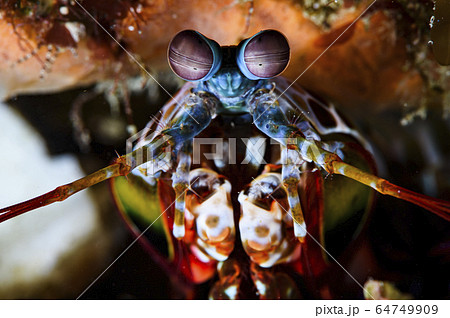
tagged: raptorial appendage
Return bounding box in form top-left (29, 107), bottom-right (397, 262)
top-left (134, 90), bottom-right (220, 239)
top-left (249, 88), bottom-right (312, 240)
top-left (0, 90), bottom-right (219, 226)
top-left (249, 88), bottom-right (450, 225)
top-left (239, 172), bottom-right (301, 267)
top-left (185, 169), bottom-right (235, 262)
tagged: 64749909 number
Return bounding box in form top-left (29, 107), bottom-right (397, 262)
top-left (375, 305), bottom-right (438, 315)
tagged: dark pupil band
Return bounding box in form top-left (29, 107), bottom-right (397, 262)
top-left (236, 30), bottom-right (290, 80)
top-left (169, 48), bottom-right (213, 76)
top-left (244, 51), bottom-right (289, 77)
top-left (168, 30), bottom-right (215, 81)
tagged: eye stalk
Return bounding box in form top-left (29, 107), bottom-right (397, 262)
top-left (237, 30), bottom-right (290, 80)
top-left (168, 30), bottom-right (222, 81)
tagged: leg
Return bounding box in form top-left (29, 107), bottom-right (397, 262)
top-left (172, 145), bottom-right (191, 239)
top-left (209, 259), bottom-right (241, 300)
top-left (250, 262), bottom-right (301, 299)
top-left (280, 146), bottom-right (307, 241)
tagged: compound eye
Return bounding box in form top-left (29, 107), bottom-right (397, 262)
top-left (168, 30), bottom-right (222, 81)
top-left (237, 30), bottom-right (290, 80)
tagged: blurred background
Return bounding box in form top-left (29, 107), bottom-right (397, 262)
top-left (0, 0), bottom-right (448, 299)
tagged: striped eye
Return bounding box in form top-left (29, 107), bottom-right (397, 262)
top-left (237, 30), bottom-right (290, 80)
top-left (168, 30), bottom-right (222, 81)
